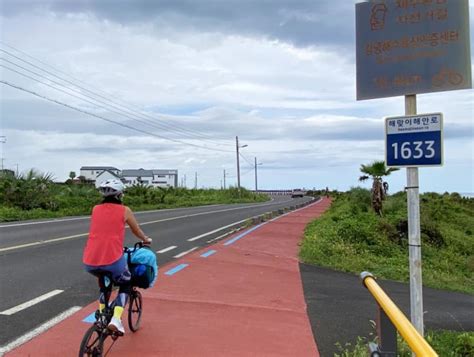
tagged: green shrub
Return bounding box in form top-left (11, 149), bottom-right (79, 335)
top-left (300, 188), bottom-right (474, 294)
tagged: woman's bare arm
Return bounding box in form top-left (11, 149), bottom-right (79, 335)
top-left (125, 206), bottom-right (152, 243)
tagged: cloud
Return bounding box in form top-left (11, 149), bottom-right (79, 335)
top-left (0, 1), bottom-right (472, 193)
top-left (1, 0), bottom-right (355, 48)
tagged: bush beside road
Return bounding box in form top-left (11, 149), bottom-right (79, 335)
top-left (0, 171), bottom-right (269, 222)
top-left (301, 188), bottom-right (474, 294)
top-left (300, 188), bottom-right (474, 355)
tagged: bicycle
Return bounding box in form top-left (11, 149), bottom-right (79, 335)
top-left (432, 67), bottom-right (463, 87)
top-left (79, 242), bottom-right (146, 357)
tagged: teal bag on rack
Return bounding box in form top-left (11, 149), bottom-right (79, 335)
top-left (125, 246), bottom-right (158, 289)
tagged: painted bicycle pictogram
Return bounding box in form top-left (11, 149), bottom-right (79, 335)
top-left (431, 67), bottom-right (463, 87)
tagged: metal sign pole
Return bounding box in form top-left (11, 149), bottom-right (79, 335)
top-left (405, 94), bottom-right (423, 336)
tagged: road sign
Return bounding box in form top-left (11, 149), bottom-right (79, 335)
top-left (356, 0), bottom-right (472, 100)
top-left (385, 113), bottom-right (443, 167)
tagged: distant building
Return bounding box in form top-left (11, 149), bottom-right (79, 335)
top-left (122, 169), bottom-right (154, 186)
top-left (80, 166), bottom-right (121, 182)
top-left (0, 169), bottom-right (15, 177)
top-left (151, 169), bottom-right (178, 188)
top-left (94, 169), bottom-right (123, 188)
top-left (78, 166), bottom-right (178, 188)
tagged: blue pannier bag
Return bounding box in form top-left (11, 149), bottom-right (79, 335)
top-left (125, 245), bottom-right (158, 289)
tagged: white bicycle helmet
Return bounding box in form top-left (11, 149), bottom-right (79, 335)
top-left (98, 179), bottom-right (125, 198)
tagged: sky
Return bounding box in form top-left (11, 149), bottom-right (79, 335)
top-left (0, 0), bottom-right (473, 193)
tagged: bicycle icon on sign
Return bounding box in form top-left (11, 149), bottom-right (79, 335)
top-left (432, 67), bottom-right (463, 87)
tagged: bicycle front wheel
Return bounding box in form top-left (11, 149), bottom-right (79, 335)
top-left (128, 289), bottom-right (143, 332)
top-left (79, 325), bottom-right (105, 357)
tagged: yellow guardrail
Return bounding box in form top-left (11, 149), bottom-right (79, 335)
top-left (360, 272), bottom-right (438, 357)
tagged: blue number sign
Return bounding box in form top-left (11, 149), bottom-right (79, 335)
top-left (385, 113), bottom-right (443, 167)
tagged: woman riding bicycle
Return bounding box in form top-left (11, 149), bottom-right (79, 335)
top-left (83, 179), bottom-right (152, 335)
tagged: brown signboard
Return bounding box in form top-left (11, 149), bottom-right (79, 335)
top-left (356, 0), bottom-right (472, 100)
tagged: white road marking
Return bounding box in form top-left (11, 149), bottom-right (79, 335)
top-left (0, 205), bottom-right (225, 229)
top-left (0, 198), bottom-right (296, 252)
top-left (157, 245), bottom-right (177, 253)
top-left (173, 247), bottom-right (198, 258)
top-left (206, 228), bottom-right (241, 243)
top-left (0, 199), bottom-right (284, 229)
top-left (0, 216), bottom-right (89, 228)
top-left (0, 290), bottom-right (64, 316)
top-left (0, 306), bottom-right (81, 356)
top-left (0, 233), bottom-right (87, 253)
top-left (187, 218), bottom-right (249, 241)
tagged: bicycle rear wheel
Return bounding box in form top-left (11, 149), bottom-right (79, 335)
top-left (128, 289), bottom-right (143, 332)
top-left (79, 325), bottom-right (105, 357)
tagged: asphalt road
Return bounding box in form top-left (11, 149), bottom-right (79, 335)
top-left (300, 264), bottom-right (474, 356)
top-left (0, 195), bottom-right (312, 347)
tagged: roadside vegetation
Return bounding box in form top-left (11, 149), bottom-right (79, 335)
top-left (335, 330), bottom-right (474, 357)
top-left (300, 162), bottom-right (474, 357)
top-left (0, 169), bottom-right (268, 222)
top-left (301, 188), bottom-right (474, 293)
top-left (301, 184), bottom-right (473, 356)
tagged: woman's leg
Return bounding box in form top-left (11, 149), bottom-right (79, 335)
top-left (109, 256), bottom-right (132, 321)
top-left (84, 265), bottom-right (109, 313)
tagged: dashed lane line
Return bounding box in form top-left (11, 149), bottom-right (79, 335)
top-left (0, 234), bottom-right (87, 253)
top-left (0, 199), bottom-right (296, 253)
top-left (157, 245), bottom-right (177, 254)
top-left (0, 306), bottom-right (82, 356)
top-left (0, 290), bottom-right (64, 316)
top-left (200, 250), bottom-right (217, 258)
top-left (0, 197), bottom-right (282, 229)
top-left (164, 264), bottom-right (189, 276)
top-left (187, 218), bottom-right (248, 241)
top-left (173, 247), bottom-right (198, 258)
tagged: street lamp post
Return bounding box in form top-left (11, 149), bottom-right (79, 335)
top-left (0, 136), bottom-right (6, 171)
top-left (254, 157), bottom-right (262, 192)
top-left (235, 136), bottom-right (247, 189)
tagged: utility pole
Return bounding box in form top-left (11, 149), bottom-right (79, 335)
top-left (0, 136), bottom-right (6, 171)
top-left (406, 94), bottom-right (423, 336)
top-left (223, 169), bottom-right (226, 189)
top-left (254, 157), bottom-right (262, 192)
top-left (184, 174), bottom-right (187, 188)
top-left (254, 157), bottom-right (258, 192)
top-left (235, 136), bottom-right (248, 190)
top-left (194, 172), bottom-right (198, 189)
top-left (236, 136), bottom-right (241, 189)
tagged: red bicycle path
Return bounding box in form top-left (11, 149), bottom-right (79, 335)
top-left (6, 197), bottom-right (332, 356)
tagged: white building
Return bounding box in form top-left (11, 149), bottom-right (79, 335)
top-left (94, 170), bottom-right (122, 188)
top-left (80, 166), bottom-right (121, 182)
top-left (151, 169), bottom-right (178, 188)
top-left (122, 169), bottom-right (154, 186)
top-left (78, 166), bottom-right (178, 189)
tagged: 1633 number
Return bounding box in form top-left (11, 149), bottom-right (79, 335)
top-left (391, 141), bottom-right (435, 160)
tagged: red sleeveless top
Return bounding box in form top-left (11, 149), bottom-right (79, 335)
top-left (83, 203), bottom-right (126, 266)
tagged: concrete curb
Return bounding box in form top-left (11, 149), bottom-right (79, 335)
top-left (209, 196), bottom-right (318, 243)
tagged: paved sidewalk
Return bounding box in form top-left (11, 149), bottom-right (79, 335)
top-left (6, 198), bottom-right (332, 356)
top-left (301, 264), bottom-right (474, 356)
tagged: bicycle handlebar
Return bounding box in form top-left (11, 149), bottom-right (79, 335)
top-left (124, 240), bottom-right (151, 254)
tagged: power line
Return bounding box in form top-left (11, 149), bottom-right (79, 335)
top-left (0, 45), bottom-right (232, 144)
top-left (239, 152), bottom-right (254, 168)
top-left (0, 79), bottom-right (234, 153)
top-left (0, 59), bottom-right (229, 146)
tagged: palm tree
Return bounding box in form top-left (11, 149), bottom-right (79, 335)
top-left (359, 160), bottom-right (399, 216)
